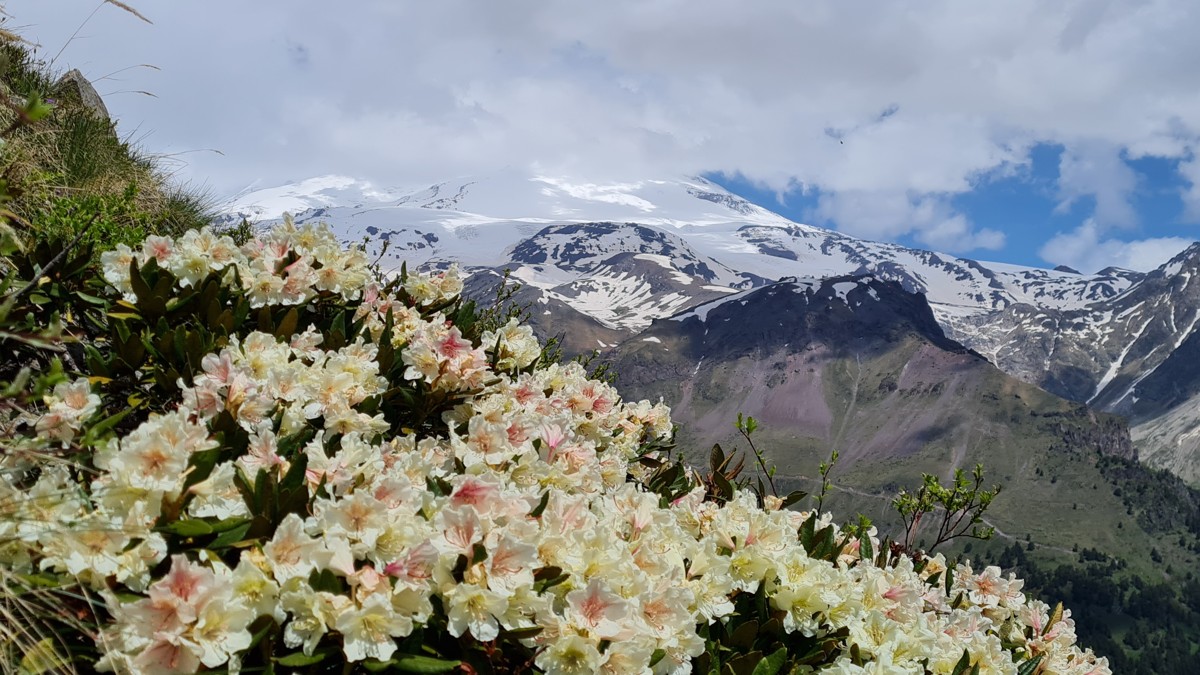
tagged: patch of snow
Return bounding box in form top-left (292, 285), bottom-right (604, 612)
top-left (1089, 317), bottom-right (1153, 403)
top-left (832, 281), bottom-right (858, 300)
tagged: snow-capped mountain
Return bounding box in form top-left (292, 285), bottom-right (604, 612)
top-left (947, 244), bottom-right (1200, 411)
top-left (219, 170), bottom-right (1200, 484)
top-left (220, 170), bottom-right (1141, 326)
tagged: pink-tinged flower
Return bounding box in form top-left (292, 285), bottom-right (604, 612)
top-left (485, 538), bottom-right (538, 594)
top-left (450, 476), bottom-right (500, 512)
top-left (513, 383), bottom-right (539, 404)
top-left (640, 585), bottom-right (694, 638)
top-left (506, 421), bottom-right (530, 445)
top-left (266, 239), bottom-right (290, 261)
top-left (565, 578), bottom-right (630, 640)
top-left (151, 555), bottom-right (218, 610)
top-left (436, 328), bottom-right (472, 359)
top-left (133, 635), bottom-right (200, 674)
top-left (264, 514), bottom-right (333, 582)
top-left (117, 592), bottom-right (196, 639)
top-left (199, 352), bottom-right (235, 386)
top-left (349, 564), bottom-right (385, 594)
top-left (539, 423), bottom-right (567, 463)
top-left (384, 541), bottom-right (438, 590)
top-left (142, 235), bottom-right (174, 263)
top-left (434, 506), bottom-right (483, 556)
top-left (237, 427), bottom-right (287, 479)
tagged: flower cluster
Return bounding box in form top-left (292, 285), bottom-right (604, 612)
top-left (34, 377), bottom-right (100, 444)
top-left (100, 216), bottom-right (370, 307)
top-left (6, 222), bottom-right (1109, 675)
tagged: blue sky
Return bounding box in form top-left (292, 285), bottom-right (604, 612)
top-left (707, 144), bottom-right (1198, 270)
top-left (6, 0), bottom-right (1200, 273)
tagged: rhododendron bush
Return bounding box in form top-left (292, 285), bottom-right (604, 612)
top-left (0, 220), bottom-right (1110, 674)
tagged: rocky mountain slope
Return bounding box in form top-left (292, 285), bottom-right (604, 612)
top-left (606, 275), bottom-right (1193, 561)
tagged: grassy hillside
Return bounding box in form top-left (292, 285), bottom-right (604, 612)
top-left (0, 16), bottom-right (212, 249)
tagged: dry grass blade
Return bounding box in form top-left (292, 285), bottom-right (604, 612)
top-left (101, 89), bottom-right (157, 98)
top-left (0, 27), bottom-right (32, 46)
top-left (102, 0), bottom-right (152, 24)
top-left (0, 568), bottom-right (87, 675)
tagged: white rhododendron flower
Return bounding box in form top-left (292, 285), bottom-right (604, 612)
top-left (35, 377), bottom-right (100, 443)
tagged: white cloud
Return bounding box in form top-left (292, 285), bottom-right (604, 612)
top-left (5, 0), bottom-right (1200, 259)
top-left (1180, 154), bottom-right (1200, 221)
top-left (1038, 219), bottom-right (1192, 272)
top-left (814, 191), bottom-right (1004, 253)
top-left (1055, 141), bottom-right (1138, 228)
top-left (916, 215), bottom-right (1006, 253)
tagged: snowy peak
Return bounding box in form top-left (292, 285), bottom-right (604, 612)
top-left (1148, 241), bottom-right (1200, 281)
top-left (221, 170), bottom-right (795, 230)
top-left (220, 175), bottom-right (403, 222)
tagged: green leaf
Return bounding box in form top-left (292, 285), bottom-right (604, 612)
top-left (80, 407), bottom-right (134, 447)
top-left (275, 650), bottom-right (331, 667)
top-left (709, 443), bottom-right (726, 475)
top-left (714, 470), bottom-right (734, 501)
top-left (503, 626), bottom-right (544, 640)
top-left (210, 516), bottom-right (252, 534)
top-left (858, 531), bottom-right (874, 563)
top-left (15, 572), bottom-right (63, 589)
top-left (1044, 602), bottom-right (1063, 636)
top-left (780, 489), bottom-right (808, 509)
top-left (279, 452), bottom-right (309, 493)
top-left (950, 649), bottom-right (972, 675)
top-left (209, 521), bottom-right (253, 549)
top-left (157, 519), bottom-right (214, 537)
top-left (18, 637), bottom-right (67, 674)
top-left (529, 490), bottom-right (550, 518)
top-left (470, 542), bottom-right (488, 565)
top-left (183, 449), bottom-right (221, 492)
top-left (751, 647), bottom-right (787, 675)
top-left (276, 307), bottom-right (299, 340)
top-left (728, 619), bottom-right (759, 650)
top-left (725, 651), bottom-right (763, 675)
top-left (1017, 654), bottom-right (1044, 675)
top-left (391, 654), bottom-right (462, 673)
top-left (309, 568), bottom-right (342, 594)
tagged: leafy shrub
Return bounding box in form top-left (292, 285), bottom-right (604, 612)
top-left (0, 221), bottom-right (1111, 674)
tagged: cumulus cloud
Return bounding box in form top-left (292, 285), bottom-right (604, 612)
top-left (813, 190), bottom-right (1004, 253)
top-left (1055, 141), bottom-right (1138, 228)
top-left (6, 0), bottom-right (1200, 261)
top-left (1038, 220), bottom-right (1192, 273)
top-left (1180, 155), bottom-right (1200, 221)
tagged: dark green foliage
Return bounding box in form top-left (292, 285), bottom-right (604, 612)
top-left (990, 543), bottom-right (1200, 674)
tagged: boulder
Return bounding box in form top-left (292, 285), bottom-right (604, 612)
top-left (54, 68), bottom-right (109, 120)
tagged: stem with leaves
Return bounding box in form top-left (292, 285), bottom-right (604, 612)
top-left (735, 413), bottom-right (777, 497)
top-left (892, 463), bottom-right (1002, 554)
